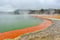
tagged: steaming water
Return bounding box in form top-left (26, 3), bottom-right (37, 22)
top-left (0, 14), bottom-right (43, 33)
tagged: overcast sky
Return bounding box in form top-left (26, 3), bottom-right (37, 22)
top-left (0, 0), bottom-right (60, 11)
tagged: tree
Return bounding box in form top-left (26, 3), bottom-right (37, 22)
top-left (40, 9), bottom-right (44, 14)
top-left (29, 10), bottom-right (35, 14)
top-left (14, 9), bottom-right (20, 14)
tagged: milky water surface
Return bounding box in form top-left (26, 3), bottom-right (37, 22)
top-left (0, 14), bottom-right (43, 32)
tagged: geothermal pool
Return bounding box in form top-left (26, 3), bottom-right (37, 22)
top-left (0, 15), bottom-right (43, 33)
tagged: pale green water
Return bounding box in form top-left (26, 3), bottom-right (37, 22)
top-left (0, 15), bottom-right (43, 33)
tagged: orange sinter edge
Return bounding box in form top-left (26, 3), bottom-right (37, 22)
top-left (0, 16), bottom-right (53, 40)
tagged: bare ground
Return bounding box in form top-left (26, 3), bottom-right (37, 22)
top-left (15, 20), bottom-right (60, 40)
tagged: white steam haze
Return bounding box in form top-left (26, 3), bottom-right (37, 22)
top-left (0, 0), bottom-right (60, 11)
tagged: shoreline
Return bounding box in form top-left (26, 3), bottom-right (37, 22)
top-left (0, 15), bottom-right (53, 40)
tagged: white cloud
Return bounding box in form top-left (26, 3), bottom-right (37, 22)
top-left (0, 0), bottom-right (59, 10)
top-left (0, 4), bottom-right (15, 12)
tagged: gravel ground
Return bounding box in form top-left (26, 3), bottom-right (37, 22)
top-left (14, 20), bottom-right (60, 40)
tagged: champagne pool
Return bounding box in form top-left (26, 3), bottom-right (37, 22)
top-left (0, 15), bottom-right (43, 33)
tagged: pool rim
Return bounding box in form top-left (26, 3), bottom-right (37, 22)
top-left (0, 16), bottom-right (53, 40)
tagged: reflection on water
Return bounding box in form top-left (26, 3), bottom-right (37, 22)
top-left (0, 14), bottom-right (43, 32)
top-left (0, 15), bottom-right (34, 24)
